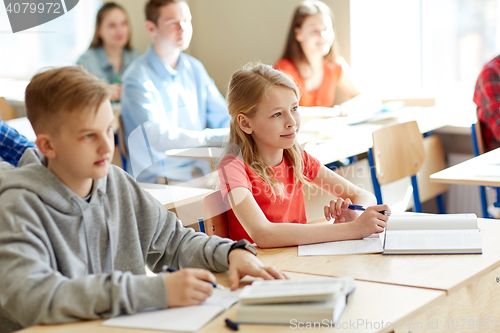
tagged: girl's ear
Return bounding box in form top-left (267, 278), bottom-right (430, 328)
top-left (237, 114), bottom-right (252, 135)
top-left (295, 27), bottom-right (303, 42)
top-left (36, 134), bottom-right (57, 160)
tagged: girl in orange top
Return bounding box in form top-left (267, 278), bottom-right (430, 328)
top-left (217, 63), bottom-right (389, 248)
top-left (274, 1), bottom-right (362, 111)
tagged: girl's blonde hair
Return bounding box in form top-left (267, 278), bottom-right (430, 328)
top-left (226, 63), bottom-right (308, 201)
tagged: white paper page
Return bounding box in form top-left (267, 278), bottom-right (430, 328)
top-left (298, 235), bottom-right (383, 256)
top-left (102, 289), bottom-right (239, 332)
top-left (387, 214), bottom-right (477, 231)
top-left (384, 229), bottom-right (482, 251)
top-left (475, 164), bottom-right (500, 177)
top-left (240, 278), bottom-right (342, 299)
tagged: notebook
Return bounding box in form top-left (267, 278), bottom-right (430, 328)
top-left (102, 288), bottom-right (240, 332)
top-left (236, 277), bottom-right (355, 325)
top-left (298, 233), bottom-right (383, 256)
top-left (383, 213), bottom-right (482, 254)
top-left (298, 214), bottom-right (482, 255)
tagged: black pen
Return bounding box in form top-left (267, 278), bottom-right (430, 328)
top-left (348, 204), bottom-right (391, 216)
top-left (161, 265), bottom-right (225, 290)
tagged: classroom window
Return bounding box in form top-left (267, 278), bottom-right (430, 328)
top-left (350, 0), bottom-right (500, 107)
top-left (0, 0), bottom-right (101, 80)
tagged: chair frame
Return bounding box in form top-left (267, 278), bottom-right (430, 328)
top-left (199, 190), bottom-right (229, 238)
top-left (368, 121), bottom-right (446, 213)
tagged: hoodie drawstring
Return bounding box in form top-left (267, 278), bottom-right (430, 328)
top-left (71, 197), bottom-right (97, 275)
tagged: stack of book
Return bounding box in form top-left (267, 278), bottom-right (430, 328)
top-left (236, 277), bottom-right (355, 325)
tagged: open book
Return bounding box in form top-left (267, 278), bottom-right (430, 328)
top-left (298, 214), bottom-right (482, 255)
top-left (383, 213), bottom-right (482, 254)
top-left (102, 288), bottom-right (239, 332)
top-left (237, 277), bottom-right (355, 325)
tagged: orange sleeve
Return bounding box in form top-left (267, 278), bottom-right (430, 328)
top-left (217, 155), bottom-right (252, 205)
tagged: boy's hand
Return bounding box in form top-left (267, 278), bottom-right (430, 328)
top-left (163, 268), bottom-right (216, 307)
top-left (324, 198), bottom-right (358, 223)
top-left (228, 249), bottom-right (287, 291)
top-left (350, 204), bottom-right (390, 238)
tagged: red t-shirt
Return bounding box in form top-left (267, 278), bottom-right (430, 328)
top-left (274, 57), bottom-right (343, 107)
top-left (217, 150), bottom-right (321, 242)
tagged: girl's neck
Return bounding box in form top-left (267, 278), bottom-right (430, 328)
top-left (257, 146), bottom-right (284, 167)
top-left (304, 51), bottom-right (324, 69)
top-left (299, 51), bottom-right (324, 79)
top-left (103, 44), bottom-right (123, 73)
top-left (103, 44), bottom-right (123, 60)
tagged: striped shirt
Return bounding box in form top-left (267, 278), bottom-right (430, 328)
top-left (0, 118), bottom-right (35, 166)
top-left (474, 55), bottom-right (500, 151)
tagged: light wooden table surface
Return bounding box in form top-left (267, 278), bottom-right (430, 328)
top-left (430, 148), bottom-right (500, 187)
top-left (139, 182), bottom-right (213, 211)
top-left (257, 218), bottom-right (500, 294)
top-left (255, 217), bottom-right (500, 332)
top-left (17, 271), bottom-right (445, 333)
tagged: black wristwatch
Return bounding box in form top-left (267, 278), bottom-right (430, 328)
top-left (229, 239), bottom-right (257, 256)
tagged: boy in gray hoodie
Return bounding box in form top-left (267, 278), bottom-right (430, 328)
top-left (0, 67), bottom-right (285, 332)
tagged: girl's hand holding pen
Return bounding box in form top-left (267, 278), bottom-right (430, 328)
top-left (350, 204), bottom-right (391, 238)
top-left (324, 198), bottom-right (359, 223)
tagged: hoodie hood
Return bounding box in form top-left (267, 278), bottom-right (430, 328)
top-left (0, 148), bottom-right (107, 214)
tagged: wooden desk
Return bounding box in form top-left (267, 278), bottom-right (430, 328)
top-left (166, 147), bottom-right (224, 160)
top-left (255, 218), bottom-right (500, 331)
top-left (139, 182), bottom-right (213, 211)
top-left (430, 148), bottom-right (500, 187)
top-left (18, 272), bottom-right (445, 333)
top-left (258, 218), bottom-right (500, 294)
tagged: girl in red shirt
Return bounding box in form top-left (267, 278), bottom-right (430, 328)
top-left (274, 1), bottom-right (376, 115)
top-left (217, 63), bottom-right (389, 247)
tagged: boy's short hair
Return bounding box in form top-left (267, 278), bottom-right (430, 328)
top-left (25, 66), bottom-right (110, 134)
top-left (145, 0), bottom-right (183, 25)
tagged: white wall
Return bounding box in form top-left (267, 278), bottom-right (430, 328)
top-left (109, 0), bottom-right (351, 97)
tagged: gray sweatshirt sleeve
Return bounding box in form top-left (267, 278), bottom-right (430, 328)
top-left (0, 190), bottom-right (167, 327)
top-left (128, 181), bottom-right (234, 273)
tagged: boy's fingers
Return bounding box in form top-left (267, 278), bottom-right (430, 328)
top-left (189, 290), bottom-right (211, 304)
top-left (264, 266), bottom-right (286, 280)
top-left (192, 279), bottom-right (214, 295)
top-left (191, 268), bottom-right (217, 284)
top-left (249, 266), bottom-right (275, 281)
top-left (228, 267), bottom-right (241, 291)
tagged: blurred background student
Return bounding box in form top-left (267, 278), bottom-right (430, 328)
top-left (77, 2), bottom-right (141, 101)
top-left (274, 0), bottom-right (379, 116)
